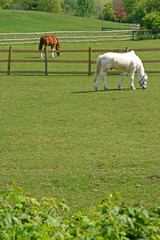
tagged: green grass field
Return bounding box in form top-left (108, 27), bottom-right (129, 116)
top-left (0, 10), bottom-right (132, 33)
top-left (0, 10), bottom-right (160, 212)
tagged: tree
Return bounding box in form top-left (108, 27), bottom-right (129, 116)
top-left (0, 0), bottom-right (7, 8)
top-left (145, 0), bottom-right (160, 14)
top-left (0, 0), bottom-right (38, 10)
top-left (123, 0), bottom-right (160, 27)
top-left (123, 0), bottom-right (138, 22)
top-left (77, 0), bottom-right (94, 17)
top-left (143, 11), bottom-right (160, 33)
top-left (133, 0), bottom-right (147, 26)
top-left (114, 7), bottom-right (126, 29)
top-left (0, 0), bottom-right (15, 9)
top-left (103, 1), bottom-right (116, 21)
top-left (94, 0), bottom-right (107, 18)
top-left (37, 0), bottom-right (62, 13)
top-left (112, 0), bottom-right (124, 12)
top-left (21, 0), bottom-right (38, 10)
top-left (112, 0), bottom-right (126, 29)
top-left (61, 0), bottom-right (78, 15)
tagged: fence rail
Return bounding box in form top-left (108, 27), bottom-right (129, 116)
top-left (0, 30), bottom-right (158, 45)
top-left (0, 47), bottom-right (160, 75)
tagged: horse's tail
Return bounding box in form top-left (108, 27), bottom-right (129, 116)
top-left (39, 37), bottom-right (43, 51)
top-left (93, 56), bottom-right (101, 82)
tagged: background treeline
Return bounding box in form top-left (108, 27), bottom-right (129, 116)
top-left (0, 0), bottom-right (160, 31)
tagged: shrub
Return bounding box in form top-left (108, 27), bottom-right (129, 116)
top-left (0, 183), bottom-right (160, 239)
top-left (143, 11), bottom-right (160, 34)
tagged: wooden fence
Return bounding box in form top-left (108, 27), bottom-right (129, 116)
top-left (0, 30), bottom-right (157, 45)
top-left (0, 46), bottom-right (160, 75)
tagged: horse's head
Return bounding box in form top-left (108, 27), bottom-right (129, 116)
top-left (138, 73), bottom-right (148, 89)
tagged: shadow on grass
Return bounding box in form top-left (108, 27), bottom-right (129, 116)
top-left (71, 88), bottom-right (142, 94)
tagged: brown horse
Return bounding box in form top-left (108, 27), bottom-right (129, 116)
top-left (39, 35), bottom-right (61, 58)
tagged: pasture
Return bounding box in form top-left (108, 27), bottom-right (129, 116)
top-left (0, 10), bottom-right (132, 33)
top-left (1, 39), bottom-right (160, 212)
top-left (0, 8), bottom-right (160, 211)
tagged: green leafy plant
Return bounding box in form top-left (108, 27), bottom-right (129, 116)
top-left (0, 184), bottom-right (160, 239)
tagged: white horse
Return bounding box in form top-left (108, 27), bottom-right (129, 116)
top-left (93, 50), bottom-right (148, 90)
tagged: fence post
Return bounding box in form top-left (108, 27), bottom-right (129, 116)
top-left (132, 30), bottom-right (135, 40)
top-left (88, 47), bottom-right (92, 76)
top-left (126, 47), bottom-right (129, 52)
top-left (7, 46), bottom-right (12, 75)
top-left (45, 47), bottom-right (48, 76)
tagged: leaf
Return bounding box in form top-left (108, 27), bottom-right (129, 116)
top-left (14, 186), bottom-right (23, 195)
top-left (128, 217), bottom-right (135, 229)
top-left (4, 216), bottom-right (13, 229)
top-left (13, 217), bottom-right (24, 230)
top-left (9, 194), bottom-right (19, 204)
top-left (112, 206), bottom-right (120, 215)
top-left (46, 216), bottom-right (60, 227)
top-left (128, 207), bottom-right (136, 217)
top-left (0, 190), bottom-right (8, 196)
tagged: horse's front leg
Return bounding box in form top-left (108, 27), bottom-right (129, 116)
top-left (118, 72), bottom-right (127, 90)
top-left (130, 70), bottom-right (136, 90)
top-left (40, 49), bottom-right (43, 59)
top-left (51, 46), bottom-right (55, 58)
top-left (43, 47), bottom-right (46, 58)
top-left (102, 71), bottom-right (109, 90)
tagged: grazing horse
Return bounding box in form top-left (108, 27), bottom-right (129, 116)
top-left (93, 50), bottom-right (148, 90)
top-left (39, 35), bottom-right (61, 58)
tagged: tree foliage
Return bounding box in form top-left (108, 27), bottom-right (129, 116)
top-left (123, 0), bottom-right (160, 29)
top-left (77, 0), bottom-right (94, 17)
top-left (114, 7), bottom-right (126, 30)
top-left (103, 1), bottom-right (116, 21)
top-left (37, 0), bottom-right (62, 13)
top-left (143, 11), bottom-right (160, 33)
top-left (0, 0), bottom-right (160, 31)
top-left (61, 0), bottom-right (77, 15)
top-left (114, 7), bottom-right (126, 21)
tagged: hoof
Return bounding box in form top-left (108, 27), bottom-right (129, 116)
top-left (131, 86), bottom-right (136, 90)
top-left (94, 87), bottom-right (99, 91)
top-left (118, 84), bottom-right (122, 90)
top-left (104, 87), bottom-right (110, 91)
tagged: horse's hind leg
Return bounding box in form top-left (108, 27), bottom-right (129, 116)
top-left (118, 72), bottom-right (127, 90)
top-left (94, 72), bottom-right (102, 91)
top-left (102, 71), bottom-right (109, 90)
